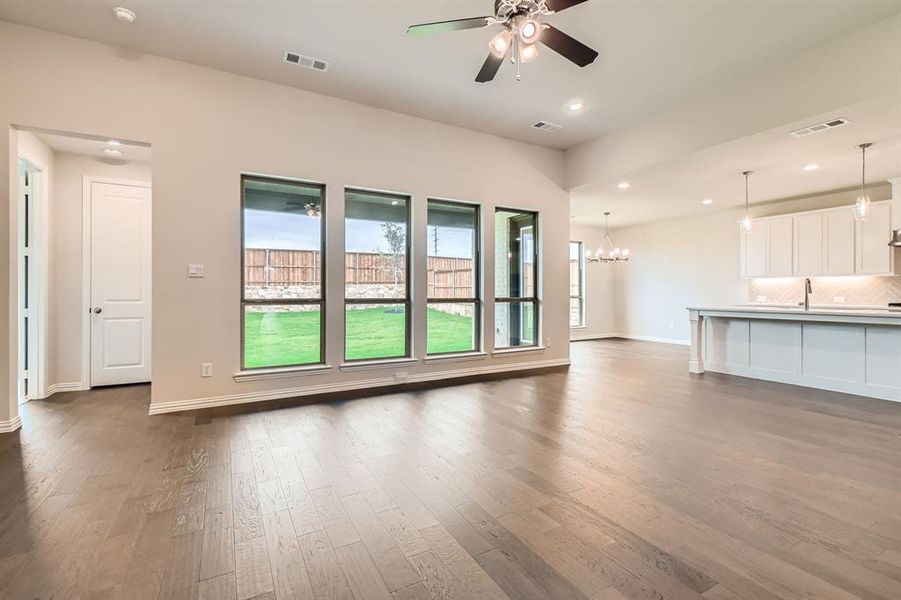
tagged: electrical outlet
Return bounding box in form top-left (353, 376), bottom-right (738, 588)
top-left (833, 295), bottom-right (845, 304)
top-left (201, 362), bottom-right (213, 377)
top-left (546, 336), bottom-right (551, 348)
top-left (667, 322), bottom-right (675, 331)
top-left (188, 263), bottom-right (205, 278)
top-left (395, 371), bottom-right (408, 384)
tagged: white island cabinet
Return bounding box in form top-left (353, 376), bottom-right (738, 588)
top-left (688, 306), bottom-right (901, 402)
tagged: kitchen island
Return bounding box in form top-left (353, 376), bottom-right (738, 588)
top-left (688, 306), bottom-right (901, 402)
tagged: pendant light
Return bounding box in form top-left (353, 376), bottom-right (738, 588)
top-left (586, 212), bottom-right (630, 263)
top-left (739, 170), bottom-right (753, 232)
top-left (854, 143), bottom-right (872, 221)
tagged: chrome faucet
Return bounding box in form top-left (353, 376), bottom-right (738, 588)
top-left (803, 277), bottom-right (812, 311)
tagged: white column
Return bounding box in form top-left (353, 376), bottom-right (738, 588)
top-left (688, 309), bottom-right (704, 374)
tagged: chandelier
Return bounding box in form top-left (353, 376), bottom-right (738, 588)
top-left (586, 212), bottom-right (630, 263)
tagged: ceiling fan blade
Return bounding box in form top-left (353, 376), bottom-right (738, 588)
top-left (475, 50), bottom-right (506, 83)
top-left (544, 0), bottom-right (589, 12)
top-left (407, 16), bottom-right (491, 37)
top-left (539, 25), bottom-right (598, 67)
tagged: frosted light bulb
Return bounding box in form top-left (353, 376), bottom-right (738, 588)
top-left (854, 196), bottom-right (871, 220)
top-left (519, 43), bottom-right (539, 63)
top-left (489, 30), bottom-right (511, 57)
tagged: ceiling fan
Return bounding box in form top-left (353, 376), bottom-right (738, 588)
top-left (407, 0), bottom-right (598, 83)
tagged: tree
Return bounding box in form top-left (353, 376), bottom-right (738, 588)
top-left (377, 222), bottom-right (406, 313)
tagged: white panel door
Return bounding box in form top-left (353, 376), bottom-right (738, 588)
top-left (793, 213), bottom-right (822, 276)
top-left (855, 202), bottom-right (892, 274)
top-left (823, 208), bottom-right (855, 275)
top-left (743, 226), bottom-right (767, 277)
top-left (90, 182), bottom-right (151, 386)
top-left (767, 217), bottom-right (793, 276)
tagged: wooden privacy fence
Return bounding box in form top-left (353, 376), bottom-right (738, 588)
top-left (245, 249), bottom-right (473, 296)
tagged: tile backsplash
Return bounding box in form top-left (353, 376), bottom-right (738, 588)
top-left (748, 276), bottom-right (901, 306)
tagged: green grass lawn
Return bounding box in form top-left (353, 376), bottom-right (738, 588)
top-left (244, 306), bottom-right (474, 368)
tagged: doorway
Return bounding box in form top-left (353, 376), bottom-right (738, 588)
top-left (17, 160), bottom-right (39, 403)
top-left (84, 179), bottom-right (152, 386)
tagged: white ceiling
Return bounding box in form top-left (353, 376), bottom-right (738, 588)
top-left (29, 129), bottom-right (153, 164)
top-left (1, 0), bottom-right (899, 150)
top-left (571, 94), bottom-right (901, 227)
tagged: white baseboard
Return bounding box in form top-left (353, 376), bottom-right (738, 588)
top-left (28, 382), bottom-right (88, 400)
top-left (570, 333), bottom-right (618, 341)
top-left (570, 333), bottom-right (690, 346)
top-left (148, 357), bottom-right (571, 415)
top-left (0, 416), bottom-right (22, 434)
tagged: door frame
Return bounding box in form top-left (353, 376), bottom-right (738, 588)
top-left (81, 176), bottom-right (152, 388)
top-left (15, 155), bottom-right (49, 403)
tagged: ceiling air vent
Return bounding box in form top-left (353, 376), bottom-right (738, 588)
top-left (789, 118), bottom-right (849, 138)
top-left (283, 51), bottom-right (329, 72)
top-left (532, 121), bottom-right (562, 133)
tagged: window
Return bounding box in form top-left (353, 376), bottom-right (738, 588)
top-left (495, 209), bottom-right (538, 348)
top-left (345, 189), bottom-right (410, 361)
top-left (569, 241), bottom-right (585, 327)
top-left (427, 200), bottom-right (480, 355)
top-left (241, 176), bottom-right (325, 369)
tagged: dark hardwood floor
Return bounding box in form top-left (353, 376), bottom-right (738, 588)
top-left (1, 339), bottom-right (900, 600)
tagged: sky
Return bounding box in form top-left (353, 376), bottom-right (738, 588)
top-left (245, 209), bottom-right (474, 257)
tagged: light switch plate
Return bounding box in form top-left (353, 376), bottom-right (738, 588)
top-left (188, 263), bottom-right (204, 278)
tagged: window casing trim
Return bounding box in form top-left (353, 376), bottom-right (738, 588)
top-left (426, 199), bottom-right (482, 356)
top-left (494, 207), bottom-right (540, 350)
top-left (343, 187), bottom-right (412, 362)
top-left (240, 174), bottom-right (327, 370)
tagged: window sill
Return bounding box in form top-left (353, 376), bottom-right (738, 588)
top-left (234, 363), bottom-right (333, 382)
top-left (423, 351), bottom-right (488, 364)
top-left (491, 346), bottom-right (547, 357)
top-left (339, 357), bottom-right (419, 371)
top-left (570, 325), bottom-right (587, 330)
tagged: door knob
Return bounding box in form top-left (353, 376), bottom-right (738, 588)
top-left (93, 307), bottom-right (102, 314)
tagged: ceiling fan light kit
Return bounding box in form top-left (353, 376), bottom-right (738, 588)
top-left (407, 0), bottom-right (597, 83)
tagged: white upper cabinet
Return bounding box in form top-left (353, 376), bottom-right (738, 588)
top-left (767, 217), bottom-right (794, 276)
top-left (742, 201), bottom-right (895, 278)
top-left (793, 213), bottom-right (823, 276)
top-left (856, 201), bottom-right (893, 274)
top-left (823, 208), bottom-right (855, 275)
top-left (742, 223), bottom-right (768, 277)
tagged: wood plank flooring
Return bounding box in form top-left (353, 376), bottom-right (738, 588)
top-left (1, 339), bottom-right (900, 599)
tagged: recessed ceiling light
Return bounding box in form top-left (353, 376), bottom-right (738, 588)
top-left (112, 7), bottom-right (136, 24)
top-left (107, 140), bottom-right (122, 147)
top-left (566, 100), bottom-right (585, 112)
top-left (803, 163), bottom-right (820, 171)
top-left (103, 148), bottom-right (123, 157)
top-left (702, 198), bottom-right (713, 206)
top-left (617, 182), bottom-right (630, 190)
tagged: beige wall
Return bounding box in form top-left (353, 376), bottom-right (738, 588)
top-left (49, 153), bottom-right (151, 385)
top-left (574, 183), bottom-right (895, 344)
top-left (0, 21), bottom-right (570, 416)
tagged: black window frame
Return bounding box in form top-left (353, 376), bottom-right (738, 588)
top-left (343, 187), bottom-right (412, 362)
top-left (569, 241), bottom-right (585, 328)
top-left (426, 199), bottom-right (481, 356)
top-left (240, 174), bottom-right (327, 370)
top-left (494, 207), bottom-right (539, 349)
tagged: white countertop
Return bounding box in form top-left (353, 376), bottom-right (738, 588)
top-left (688, 304), bottom-right (901, 323)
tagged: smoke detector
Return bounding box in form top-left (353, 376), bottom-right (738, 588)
top-left (789, 118), bottom-right (849, 138)
top-left (283, 51), bottom-right (329, 72)
top-left (532, 121), bottom-right (562, 133)
top-left (112, 7), bottom-right (136, 24)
